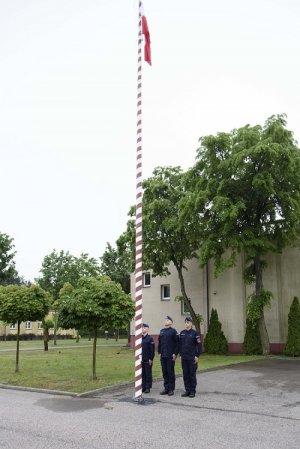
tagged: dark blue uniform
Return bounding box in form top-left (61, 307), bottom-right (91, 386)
top-left (179, 328), bottom-right (201, 395)
top-left (142, 334), bottom-right (155, 391)
top-left (158, 327), bottom-right (179, 393)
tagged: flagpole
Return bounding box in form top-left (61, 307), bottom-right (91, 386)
top-left (134, 0), bottom-right (144, 401)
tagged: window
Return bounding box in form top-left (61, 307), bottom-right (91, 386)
top-left (181, 299), bottom-right (191, 315)
top-left (161, 284), bottom-right (170, 300)
top-left (38, 321), bottom-right (43, 330)
top-left (143, 272), bottom-right (151, 287)
top-left (25, 321), bottom-right (31, 330)
top-left (10, 323), bottom-right (16, 330)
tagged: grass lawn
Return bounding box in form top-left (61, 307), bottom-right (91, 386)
top-left (0, 340), bottom-right (265, 393)
top-left (0, 337), bottom-right (128, 350)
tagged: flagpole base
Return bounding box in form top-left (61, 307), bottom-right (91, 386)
top-left (132, 395), bottom-right (145, 404)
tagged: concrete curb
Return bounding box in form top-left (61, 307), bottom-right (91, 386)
top-left (0, 383), bottom-right (77, 397)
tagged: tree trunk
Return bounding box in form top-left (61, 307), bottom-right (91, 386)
top-left (127, 322), bottom-right (131, 344)
top-left (254, 255), bottom-right (270, 355)
top-left (15, 321), bottom-right (20, 373)
top-left (175, 263), bottom-right (201, 335)
top-left (43, 327), bottom-right (49, 351)
top-left (53, 312), bottom-right (58, 346)
top-left (258, 313), bottom-right (270, 355)
top-left (92, 329), bottom-right (97, 380)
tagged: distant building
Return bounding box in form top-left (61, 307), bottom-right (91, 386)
top-left (130, 246), bottom-right (300, 353)
top-left (0, 311), bottom-right (75, 340)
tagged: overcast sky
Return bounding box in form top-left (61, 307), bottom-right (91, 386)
top-left (0, 0), bottom-right (299, 281)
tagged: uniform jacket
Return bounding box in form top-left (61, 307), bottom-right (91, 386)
top-left (142, 334), bottom-right (155, 362)
top-left (178, 328), bottom-right (202, 360)
top-left (158, 327), bottom-right (179, 358)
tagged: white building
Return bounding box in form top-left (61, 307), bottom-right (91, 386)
top-left (130, 246), bottom-right (300, 353)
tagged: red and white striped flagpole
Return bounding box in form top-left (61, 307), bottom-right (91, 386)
top-left (134, 0), bottom-right (144, 401)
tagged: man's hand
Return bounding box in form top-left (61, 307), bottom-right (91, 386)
top-left (149, 359), bottom-right (152, 366)
top-left (172, 354), bottom-right (177, 361)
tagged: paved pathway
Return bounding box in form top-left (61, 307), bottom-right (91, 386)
top-left (0, 358), bottom-right (299, 449)
top-left (0, 343), bottom-right (125, 352)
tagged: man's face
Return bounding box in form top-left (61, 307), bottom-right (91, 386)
top-left (164, 318), bottom-right (172, 327)
top-left (142, 326), bottom-right (148, 335)
top-left (185, 320), bottom-right (192, 330)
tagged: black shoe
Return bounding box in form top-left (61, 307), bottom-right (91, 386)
top-left (160, 390), bottom-right (169, 395)
top-left (189, 392), bottom-right (195, 398)
top-left (181, 392), bottom-right (190, 397)
top-left (142, 388), bottom-right (146, 392)
top-left (144, 389), bottom-right (150, 393)
top-left (168, 390), bottom-right (174, 396)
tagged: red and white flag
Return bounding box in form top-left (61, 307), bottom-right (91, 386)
top-left (141, 4), bottom-right (151, 65)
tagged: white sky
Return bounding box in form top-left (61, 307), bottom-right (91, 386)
top-left (0, 0), bottom-right (299, 281)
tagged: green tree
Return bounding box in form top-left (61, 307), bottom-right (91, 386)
top-left (37, 250), bottom-right (101, 299)
top-left (183, 115), bottom-right (300, 354)
top-left (0, 285), bottom-right (50, 371)
top-left (119, 166), bottom-right (202, 333)
top-left (204, 308), bottom-right (228, 354)
top-left (100, 243), bottom-right (130, 294)
top-left (58, 276), bottom-right (134, 380)
top-left (37, 250), bottom-right (101, 344)
top-left (0, 232), bottom-right (18, 286)
top-left (284, 296), bottom-right (300, 356)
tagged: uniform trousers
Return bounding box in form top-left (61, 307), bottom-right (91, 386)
top-left (181, 359), bottom-right (197, 393)
top-left (142, 362), bottom-right (153, 390)
top-left (161, 357), bottom-right (175, 391)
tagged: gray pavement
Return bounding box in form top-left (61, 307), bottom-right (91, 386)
top-left (0, 358), bottom-right (299, 449)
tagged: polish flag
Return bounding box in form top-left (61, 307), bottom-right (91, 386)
top-left (141, 5), bottom-right (151, 65)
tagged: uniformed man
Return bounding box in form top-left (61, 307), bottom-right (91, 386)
top-left (178, 316), bottom-right (202, 398)
top-left (158, 316), bottom-right (179, 396)
top-left (142, 323), bottom-right (155, 393)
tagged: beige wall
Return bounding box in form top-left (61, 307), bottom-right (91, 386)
top-left (207, 253), bottom-right (247, 344)
top-left (131, 246), bottom-right (300, 349)
top-left (130, 259), bottom-right (205, 335)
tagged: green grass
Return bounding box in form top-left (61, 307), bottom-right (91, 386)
top-left (0, 337), bottom-right (128, 350)
top-left (0, 341), bottom-right (265, 393)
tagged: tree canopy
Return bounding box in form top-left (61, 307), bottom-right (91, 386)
top-left (182, 114), bottom-right (300, 353)
top-left (119, 166), bottom-right (202, 332)
top-left (58, 276), bottom-right (134, 379)
top-left (0, 284), bottom-right (50, 371)
top-left (0, 232), bottom-right (18, 286)
top-left (100, 242), bottom-right (131, 294)
top-left (37, 250), bottom-right (101, 300)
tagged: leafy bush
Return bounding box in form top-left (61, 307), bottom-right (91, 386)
top-left (284, 296), bottom-right (300, 357)
top-left (204, 308), bottom-right (228, 354)
top-left (243, 318), bottom-right (262, 355)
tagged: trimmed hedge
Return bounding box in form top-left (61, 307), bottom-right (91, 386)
top-left (204, 308), bottom-right (228, 354)
top-left (0, 334), bottom-right (74, 341)
top-left (243, 318), bottom-right (262, 355)
top-left (284, 296), bottom-right (300, 357)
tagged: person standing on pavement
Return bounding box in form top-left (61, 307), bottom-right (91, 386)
top-left (142, 323), bottom-right (155, 393)
top-left (158, 316), bottom-right (179, 396)
top-left (179, 316), bottom-right (202, 398)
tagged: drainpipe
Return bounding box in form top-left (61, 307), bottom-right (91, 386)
top-left (206, 262), bottom-right (210, 327)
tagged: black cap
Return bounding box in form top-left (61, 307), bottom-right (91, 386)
top-left (185, 316), bottom-right (192, 323)
top-left (165, 315), bottom-right (173, 322)
top-left (142, 323), bottom-right (149, 328)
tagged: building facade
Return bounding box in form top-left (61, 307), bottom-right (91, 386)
top-left (130, 246), bottom-right (300, 353)
top-left (0, 311), bottom-right (75, 340)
